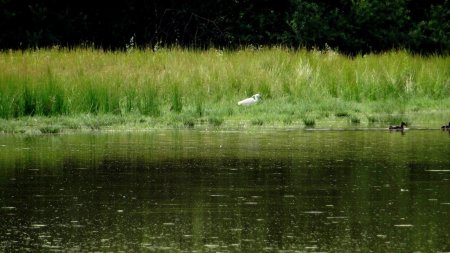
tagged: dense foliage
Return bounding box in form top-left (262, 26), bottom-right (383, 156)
top-left (0, 0), bottom-right (449, 54)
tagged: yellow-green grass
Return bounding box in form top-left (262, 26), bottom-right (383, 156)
top-left (0, 47), bottom-right (449, 133)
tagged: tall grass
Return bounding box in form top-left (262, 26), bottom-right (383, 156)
top-left (0, 47), bottom-right (449, 127)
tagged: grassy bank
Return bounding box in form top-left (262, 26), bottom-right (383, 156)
top-left (0, 47), bottom-right (449, 133)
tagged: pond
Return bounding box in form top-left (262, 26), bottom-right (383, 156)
top-left (0, 130), bottom-right (449, 252)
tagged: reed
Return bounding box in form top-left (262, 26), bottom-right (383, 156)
top-left (0, 47), bottom-right (449, 130)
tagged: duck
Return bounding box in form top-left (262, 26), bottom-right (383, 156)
top-left (389, 122), bottom-right (407, 130)
top-left (441, 122), bottom-right (450, 130)
top-left (238, 94), bottom-right (262, 106)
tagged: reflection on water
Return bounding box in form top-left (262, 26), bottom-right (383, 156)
top-left (0, 130), bottom-right (449, 252)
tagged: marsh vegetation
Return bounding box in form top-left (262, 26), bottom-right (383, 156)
top-left (0, 48), bottom-right (449, 133)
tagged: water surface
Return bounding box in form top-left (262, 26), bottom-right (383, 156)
top-left (1, 130), bottom-right (449, 252)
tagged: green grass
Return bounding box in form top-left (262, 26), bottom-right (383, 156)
top-left (350, 115), bottom-right (361, 125)
top-left (39, 125), bottom-right (62, 134)
top-left (0, 47), bottom-right (449, 132)
top-left (208, 116), bottom-right (224, 127)
top-left (302, 117), bottom-right (316, 128)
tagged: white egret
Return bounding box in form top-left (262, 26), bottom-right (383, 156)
top-left (238, 94), bottom-right (262, 106)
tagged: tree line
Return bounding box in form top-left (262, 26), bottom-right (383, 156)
top-left (1, 0), bottom-right (449, 54)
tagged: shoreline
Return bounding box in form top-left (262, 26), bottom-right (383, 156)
top-left (1, 110), bottom-right (449, 135)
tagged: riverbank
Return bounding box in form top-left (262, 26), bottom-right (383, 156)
top-left (1, 47), bottom-right (449, 134)
top-left (1, 109), bottom-right (449, 135)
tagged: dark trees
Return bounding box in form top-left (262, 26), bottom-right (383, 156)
top-left (0, 0), bottom-right (448, 54)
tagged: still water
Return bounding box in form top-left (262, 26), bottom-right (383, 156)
top-left (0, 130), bottom-right (449, 252)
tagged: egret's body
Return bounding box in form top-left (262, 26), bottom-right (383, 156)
top-left (238, 94), bottom-right (262, 106)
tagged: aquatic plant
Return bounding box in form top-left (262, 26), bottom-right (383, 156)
top-left (39, 125), bottom-right (61, 134)
top-left (302, 117), bottom-right (316, 127)
top-left (350, 116), bottom-right (361, 124)
top-left (208, 116), bottom-right (224, 127)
